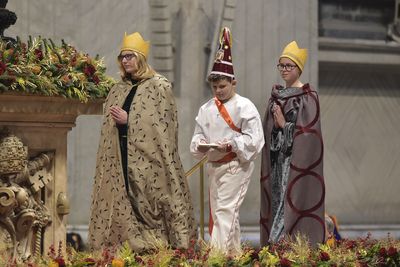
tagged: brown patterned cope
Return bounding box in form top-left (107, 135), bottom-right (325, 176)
top-left (260, 84), bottom-right (325, 246)
top-left (88, 75), bottom-right (196, 251)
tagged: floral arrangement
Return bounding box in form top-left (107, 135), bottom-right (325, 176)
top-left (0, 37), bottom-right (115, 102)
top-left (1, 234), bottom-right (399, 266)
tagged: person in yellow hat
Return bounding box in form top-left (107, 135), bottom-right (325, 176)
top-left (88, 32), bottom-right (196, 251)
top-left (260, 41), bottom-right (325, 247)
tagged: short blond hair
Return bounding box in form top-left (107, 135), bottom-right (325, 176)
top-left (118, 51), bottom-right (156, 81)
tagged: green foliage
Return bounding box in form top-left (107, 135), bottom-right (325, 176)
top-left (0, 37), bottom-right (115, 102)
top-left (0, 236), bottom-right (399, 266)
top-left (206, 249), bottom-right (227, 267)
top-left (259, 246), bottom-right (280, 266)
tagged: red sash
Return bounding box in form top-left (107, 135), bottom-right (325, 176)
top-left (211, 152), bottom-right (237, 163)
top-left (211, 97), bottom-right (241, 164)
top-left (214, 97), bottom-right (242, 133)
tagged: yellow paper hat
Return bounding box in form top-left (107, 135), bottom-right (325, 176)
top-left (120, 32), bottom-right (150, 58)
top-left (280, 41), bottom-right (307, 72)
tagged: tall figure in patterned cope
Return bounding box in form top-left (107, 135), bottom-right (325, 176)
top-left (88, 32), bottom-right (196, 251)
top-left (190, 27), bottom-right (264, 255)
top-left (260, 41), bottom-right (325, 247)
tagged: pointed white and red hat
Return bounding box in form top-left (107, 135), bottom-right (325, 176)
top-left (209, 27), bottom-right (234, 79)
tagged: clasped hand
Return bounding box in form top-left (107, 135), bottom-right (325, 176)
top-left (110, 106), bottom-right (128, 125)
top-left (272, 103), bottom-right (286, 129)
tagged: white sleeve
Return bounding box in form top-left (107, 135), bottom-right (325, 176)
top-left (190, 109), bottom-right (208, 160)
top-left (231, 104), bottom-right (265, 162)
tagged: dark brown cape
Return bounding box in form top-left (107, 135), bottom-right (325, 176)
top-left (260, 83), bottom-right (325, 246)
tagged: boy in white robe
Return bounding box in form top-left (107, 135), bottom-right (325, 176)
top-left (190, 27), bottom-right (264, 255)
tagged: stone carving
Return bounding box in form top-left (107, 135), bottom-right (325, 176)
top-left (56, 192), bottom-right (70, 216)
top-left (0, 0), bottom-right (17, 45)
top-left (0, 132), bottom-right (52, 262)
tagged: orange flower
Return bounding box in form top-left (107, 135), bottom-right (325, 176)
top-left (31, 65), bottom-right (41, 75)
top-left (111, 258), bottom-right (125, 267)
top-left (61, 74), bottom-right (71, 83)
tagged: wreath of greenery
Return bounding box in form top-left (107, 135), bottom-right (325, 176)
top-left (0, 37), bottom-right (115, 102)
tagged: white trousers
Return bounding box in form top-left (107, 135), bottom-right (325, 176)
top-left (208, 160), bottom-right (254, 255)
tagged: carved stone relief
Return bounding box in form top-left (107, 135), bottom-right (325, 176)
top-left (0, 131), bottom-right (52, 262)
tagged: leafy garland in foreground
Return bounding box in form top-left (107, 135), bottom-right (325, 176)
top-left (0, 37), bottom-right (115, 102)
top-left (1, 235), bottom-right (399, 266)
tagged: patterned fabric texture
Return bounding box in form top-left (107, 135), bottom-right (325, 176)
top-left (88, 75), bottom-right (196, 251)
top-left (260, 84), bottom-right (325, 247)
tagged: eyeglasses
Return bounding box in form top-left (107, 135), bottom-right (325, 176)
top-left (118, 53), bottom-right (135, 61)
top-left (277, 63), bottom-right (297, 71)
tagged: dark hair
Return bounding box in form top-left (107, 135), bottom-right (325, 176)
top-left (67, 232), bottom-right (85, 251)
top-left (207, 74), bottom-right (234, 83)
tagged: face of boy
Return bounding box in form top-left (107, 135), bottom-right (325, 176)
top-left (211, 79), bottom-right (236, 102)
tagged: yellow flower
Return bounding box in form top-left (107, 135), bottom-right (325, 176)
top-left (16, 77), bottom-right (25, 86)
top-left (50, 54), bottom-right (59, 63)
top-left (111, 258), bottom-right (125, 267)
top-left (48, 261), bottom-right (59, 267)
top-left (359, 249), bottom-right (367, 257)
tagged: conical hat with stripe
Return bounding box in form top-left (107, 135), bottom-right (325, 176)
top-left (209, 27), bottom-right (234, 79)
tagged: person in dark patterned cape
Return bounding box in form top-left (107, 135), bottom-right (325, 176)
top-left (260, 41), bottom-right (325, 247)
top-left (88, 32), bottom-right (196, 251)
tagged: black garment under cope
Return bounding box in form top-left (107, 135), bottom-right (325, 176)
top-left (117, 82), bottom-right (138, 183)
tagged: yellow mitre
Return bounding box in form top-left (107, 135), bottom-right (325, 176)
top-left (280, 41), bottom-right (307, 72)
top-left (120, 32), bottom-right (150, 58)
